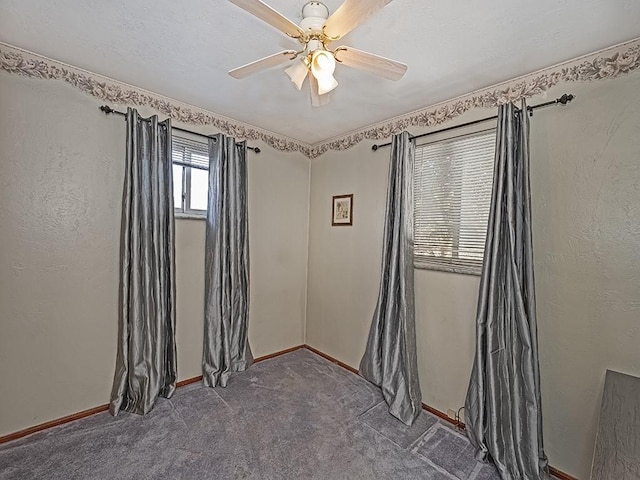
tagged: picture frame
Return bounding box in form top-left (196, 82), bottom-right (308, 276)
top-left (332, 194), bottom-right (353, 226)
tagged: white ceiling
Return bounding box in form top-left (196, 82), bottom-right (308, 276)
top-left (1, 0), bottom-right (639, 144)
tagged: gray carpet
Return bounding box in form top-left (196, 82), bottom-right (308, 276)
top-left (0, 349), bottom-right (500, 479)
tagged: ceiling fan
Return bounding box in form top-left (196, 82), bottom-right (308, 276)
top-left (227, 0), bottom-right (407, 106)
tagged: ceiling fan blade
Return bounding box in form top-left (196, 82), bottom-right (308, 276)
top-left (228, 0), bottom-right (304, 38)
top-left (229, 50), bottom-right (298, 79)
top-left (334, 46), bottom-right (407, 81)
top-left (323, 0), bottom-right (394, 40)
top-left (309, 75), bottom-right (330, 107)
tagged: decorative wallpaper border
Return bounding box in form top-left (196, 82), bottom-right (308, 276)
top-left (1, 38), bottom-right (640, 159)
top-left (307, 37), bottom-right (640, 158)
top-left (0, 43), bottom-right (308, 156)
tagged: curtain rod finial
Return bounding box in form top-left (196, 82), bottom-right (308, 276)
top-left (558, 93), bottom-right (574, 105)
top-left (100, 105), bottom-right (114, 114)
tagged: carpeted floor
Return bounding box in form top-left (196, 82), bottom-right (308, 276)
top-left (0, 349), bottom-right (501, 479)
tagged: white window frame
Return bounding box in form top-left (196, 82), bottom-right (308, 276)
top-left (413, 125), bottom-right (496, 275)
top-left (172, 134), bottom-right (209, 220)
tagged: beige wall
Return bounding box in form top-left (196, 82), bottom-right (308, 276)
top-left (306, 72), bottom-right (640, 479)
top-left (0, 73), bottom-right (310, 435)
top-left (2, 62), bottom-right (639, 480)
top-left (531, 74), bottom-right (640, 478)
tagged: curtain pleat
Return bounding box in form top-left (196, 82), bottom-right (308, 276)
top-left (202, 134), bottom-right (253, 388)
top-left (110, 107), bottom-right (177, 416)
top-left (465, 100), bottom-right (549, 479)
top-left (359, 131), bottom-right (422, 426)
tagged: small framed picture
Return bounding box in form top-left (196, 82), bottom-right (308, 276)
top-left (332, 194), bottom-right (353, 226)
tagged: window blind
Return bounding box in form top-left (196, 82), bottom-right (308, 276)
top-left (172, 135), bottom-right (209, 170)
top-left (414, 129), bottom-right (496, 275)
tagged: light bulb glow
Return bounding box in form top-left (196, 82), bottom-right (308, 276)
top-left (311, 50), bottom-right (336, 79)
top-left (315, 53), bottom-right (332, 71)
top-left (310, 49), bottom-right (337, 95)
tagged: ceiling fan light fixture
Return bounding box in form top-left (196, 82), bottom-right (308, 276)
top-left (227, 0), bottom-right (407, 106)
top-left (310, 49), bottom-right (336, 78)
top-left (316, 74), bottom-right (338, 95)
top-left (284, 58), bottom-right (309, 91)
top-left (310, 49), bottom-right (337, 95)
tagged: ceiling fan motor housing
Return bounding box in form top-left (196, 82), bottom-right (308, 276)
top-left (300, 2), bottom-right (329, 52)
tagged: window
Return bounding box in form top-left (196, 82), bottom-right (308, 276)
top-left (414, 129), bottom-right (496, 275)
top-left (172, 135), bottom-right (209, 217)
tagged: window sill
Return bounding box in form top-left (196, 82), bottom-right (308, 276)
top-left (175, 213), bottom-right (206, 221)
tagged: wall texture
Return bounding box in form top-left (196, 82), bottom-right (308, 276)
top-left (531, 74), bottom-right (640, 479)
top-left (2, 56), bottom-right (639, 480)
top-left (306, 73), bottom-right (640, 479)
top-left (0, 72), bottom-right (310, 436)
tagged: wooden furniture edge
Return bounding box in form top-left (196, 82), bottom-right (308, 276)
top-left (0, 344), bottom-right (305, 445)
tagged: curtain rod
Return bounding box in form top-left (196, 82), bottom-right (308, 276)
top-left (99, 105), bottom-right (261, 153)
top-left (371, 94), bottom-right (574, 151)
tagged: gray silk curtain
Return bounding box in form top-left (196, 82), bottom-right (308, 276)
top-left (110, 108), bottom-right (177, 416)
top-left (202, 134), bottom-right (253, 388)
top-left (465, 100), bottom-right (549, 479)
top-left (359, 131), bottom-right (422, 426)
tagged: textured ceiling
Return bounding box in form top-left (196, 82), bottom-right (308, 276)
top-left (1, 0), bottom-right (639, 144)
